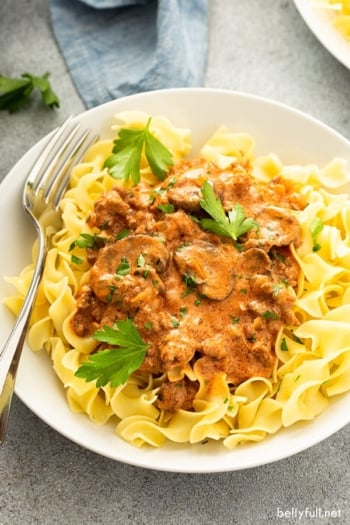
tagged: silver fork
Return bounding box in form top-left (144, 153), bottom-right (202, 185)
top-left (0, 118), bottom-right (98, 444)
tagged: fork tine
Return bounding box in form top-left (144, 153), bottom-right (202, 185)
top-left (39, 124), bottom-right (83, 199)
top-left (23, 119), bottom-right (98, 216)
top-left (46, 128), bottom-right (99, 207)
top-left (25, 116), bottom-right (78, 191)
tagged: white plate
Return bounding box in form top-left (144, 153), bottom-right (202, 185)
top-left (293, 0), bottom-right (350, 69)
top-left (1, 88), bottom-right (350, 473)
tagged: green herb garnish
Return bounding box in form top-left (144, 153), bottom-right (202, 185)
top-left (106, 285), bottom-right (118, 303)
top-left (116, 257), bottom-right (130, 276)
top-left (115, 229), bottom-right (130, 241)
top-left (262, 310), bottom-right (279, 320)
top-left (69, 233), bottom-right (107, 252)
top-left (171, 317), bottom-right (180, 328)
top-left (75, 319), bottom-right (150, 387)
top-left (199, 181), bottom-right (258, 241)
top-left (71, 254), bottom-right (84, 265)
top-left (280, 337), bottom-right (288, 352)
top-left (179, 306), bottom-right (188, 318)
top-left (103, 118), bottom-right (173, 184)
top-left (0, 72), bottom-right (59, 112)
top-left (181, 274), bottom-right (198, 297)
top-left (157, 203), bottom-right (175, 214)
top-left (137, 254), bottom-right (146, 268)
top-left (247, 334), bottom-right (256, 342)
top-left (310, 217), bottom-right (324, 252)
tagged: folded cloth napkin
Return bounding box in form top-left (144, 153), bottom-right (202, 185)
top-left (49, 0), bottom-right (208, 108)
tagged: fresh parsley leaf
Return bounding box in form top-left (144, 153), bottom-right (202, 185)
top-left (145, 126), bottom-right (174, 180)
top-left (280, 337), bottom-right (288, 352)
top-left (181, 273), bottom-right (198, 297)
top-left (0, 72), bottom-right (59, 112)
top-left (104, 118), bottom-right (173, 185)
top-left (71, 254), bottom-right (84, 265)
top-left (310, 217), bottom-right (324, 252)
top-left (157, 203), bottom-right (175, 213)
top-left (116, 257), bottom-right (130, 276)
top-left (273, 280), bottom-right (288, 297)
top-left (182, 274), bottom-right (198, 288)
top-left (171, 317), bottom-right (180, 328)
top-left (28, 73), bottom-right (59, 108)
top-left (104, 130), bottom-right (144, 184)
top-left (75, 319), bottom-right (150, 387)
top-left (227, 204), bottom-right (259, 238)
top-left (194, 296), bottom-right (202, 306)
top-left (199, 181), bottom-right (258, 241)
top-left (137, 254), bottom-right (146, 268)
top-left (273, 284), bottom-right (282, 297)
top-left (115, 229), bottom-right (130, 241)
top-left (69, 233), bottom-right (107, 251)
top-left (262, 311), bottom-right (279, 320)
top-left (106, 285), bottom-right (118, 303)
top-left (179, 306), bottom-right (188, 318)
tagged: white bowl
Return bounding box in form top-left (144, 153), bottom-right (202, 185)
top-left (1, 88), bottom-right (350, 472)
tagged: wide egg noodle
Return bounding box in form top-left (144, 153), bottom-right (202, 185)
top-left (3, 111), bottom-right (350, 448)
top-left (199, 126), bottom-right (255, 169)
top-left (116, 371), bottom-right (231, 446)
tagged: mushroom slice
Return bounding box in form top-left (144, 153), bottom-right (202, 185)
top-left (90, 234), bottom-right (169, 302)
top-left (241, 247), bottom-right (271, 274)
top-left (174, 240), bottom-right (236, 300)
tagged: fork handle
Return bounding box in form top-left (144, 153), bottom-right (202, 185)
top-left (0, 231), bottom-right (46, 444)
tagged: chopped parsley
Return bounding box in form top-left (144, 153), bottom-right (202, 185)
top-left (262, 311), bottom-right (279, 320)
top-left (171, 317), bottom-right (180, 328)
top-left (280, 337), bottom-right (288, 352)
top-left (310, 217), bottom-right (324, 252)
top-left (71, 254), bottom-right (84, 265)
top-left (115, 229), bottom-right (130, 241)
top-left (157, 203), bottom-right (175, 214)
top-left (69, 233), bottom-right (107, 251)
top-left (137, 254), bottom-right (146, 268)
top-left (181, 273), bottom-right (198, 297)
top-left (179, 306), bottom-right (188, 318)
top-left (116, 257), bottom-right (130, 276)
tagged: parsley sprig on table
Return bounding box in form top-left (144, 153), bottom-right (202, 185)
top-left (104, 118), bottom-right (173, 185)
top-left (199, 181), bottom-right (258, 241)
top-left (0, 72), bottom-right (60, 112)
top-left (75, 319), bottom-right (150, 387)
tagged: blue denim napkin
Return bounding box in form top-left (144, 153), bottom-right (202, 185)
top-left (49, 0), bottom-right (208, 108)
